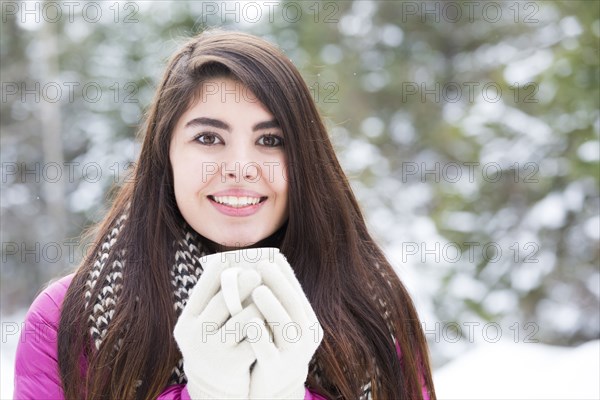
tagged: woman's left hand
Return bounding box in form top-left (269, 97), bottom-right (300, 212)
top-left (245, 254), bottom-right (324, 399)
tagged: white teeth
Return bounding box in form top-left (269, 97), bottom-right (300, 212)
top-left (212, 196), bottom-right (262, 207)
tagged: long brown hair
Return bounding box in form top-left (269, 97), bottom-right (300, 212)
top-left (58, 30), bottom-right (436, 400)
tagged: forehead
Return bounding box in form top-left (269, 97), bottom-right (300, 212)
top-left (184, 77), bottom-right (273, 118)
top-left (170, 77), bottom-right (282, 144)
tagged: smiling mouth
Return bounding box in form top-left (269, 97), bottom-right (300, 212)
top-left (207, 195), bottom-right (268, 208)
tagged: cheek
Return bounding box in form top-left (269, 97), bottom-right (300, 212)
top-left (171, 163), bottom-right (187, 207)
top-left (171, 158), bottom-right (187, 190)
top-left (272, 159), bottom-right (288, 195)
top-left (275, 162), bottom-right (289, 209)
top-left (172, 152), bottom-right (208, 186)
top-left (172, 161), bottom-right (202, 206)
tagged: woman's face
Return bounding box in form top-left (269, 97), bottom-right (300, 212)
top-left (170, 77), bottom-right (289, 249)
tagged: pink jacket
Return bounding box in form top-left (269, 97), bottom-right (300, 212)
top-left (13, 274), bottom-right (326, 399)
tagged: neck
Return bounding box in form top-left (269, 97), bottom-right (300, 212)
top-left (200, 221), bottom-right (288, 254)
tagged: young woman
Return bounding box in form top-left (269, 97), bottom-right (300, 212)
top-left (14, 30), bottom-right (436, 399)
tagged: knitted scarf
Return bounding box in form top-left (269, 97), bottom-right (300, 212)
top-left (82, 212), bottom-right (374, 397)
top-left (83, 212), bottom-right (206, 384)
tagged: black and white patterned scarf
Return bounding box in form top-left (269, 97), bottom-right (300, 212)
top-left (83, 212), bottom-right (206, 384)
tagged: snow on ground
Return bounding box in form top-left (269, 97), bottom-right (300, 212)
top-left (434, 339), bottom-right (600, 400)
top-left (2, 310), bottom-right (599, 400)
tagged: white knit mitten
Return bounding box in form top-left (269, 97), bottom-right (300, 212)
top-left (209, 247), bottom-right (281, 323)
top-left (247, 253), bottom-right (324, 399)
top-left (174, 256), bottom-right (263, 399)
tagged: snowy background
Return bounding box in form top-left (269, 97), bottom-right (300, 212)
top-left (2, 1), bottom-right (599, 398)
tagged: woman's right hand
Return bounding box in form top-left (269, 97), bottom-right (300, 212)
top-left (173, 261), bottom-right (263, 399)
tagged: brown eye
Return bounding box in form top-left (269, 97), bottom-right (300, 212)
top-left (195, 133), bottom-right (222, 145)
top-left (258, 134), bottom-right (283, 147)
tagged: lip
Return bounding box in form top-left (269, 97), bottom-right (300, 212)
top-left (207, 188), bottom-right (268, 217)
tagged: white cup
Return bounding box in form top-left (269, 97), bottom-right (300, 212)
top-left (200, 247), bottom-right (280, 316)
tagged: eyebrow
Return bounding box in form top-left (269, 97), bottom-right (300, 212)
top-left (184, 117), bottom-right (280, 132)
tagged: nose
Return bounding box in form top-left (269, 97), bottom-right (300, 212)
top-left (220, 145), bottom-right (260, 183)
